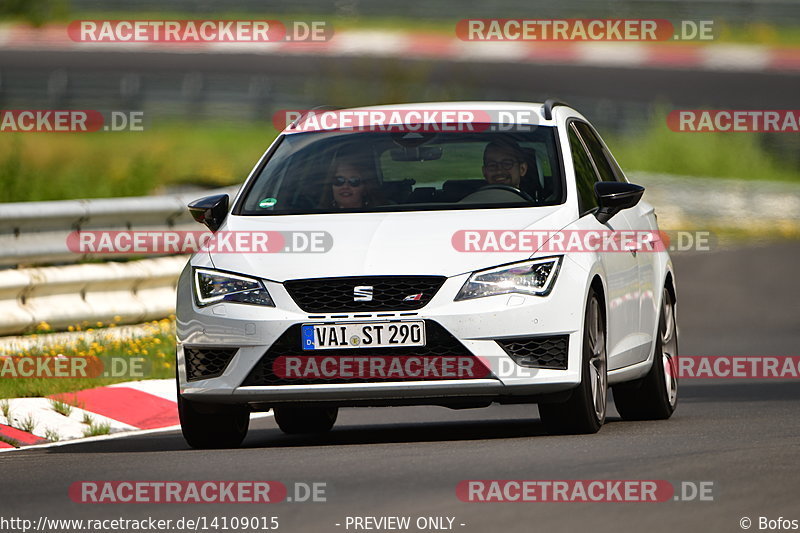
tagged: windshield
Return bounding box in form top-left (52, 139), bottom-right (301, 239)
top-left (235, 127), bottom-right (564, 215)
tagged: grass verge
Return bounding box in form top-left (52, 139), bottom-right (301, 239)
top-left (49, 398), bottom-right (73, 417)
top-left (82, 420), bottom-right (112, 437)
top-left (0, 318), bottom-right (175, 399)
top-left (0, 435), bottom-right (21, 448)
top-left (607, 121), bottom-right (800, 183)
top-left (1, 122), bottom-right (275, 202)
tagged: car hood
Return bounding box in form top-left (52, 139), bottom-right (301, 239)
top-left (207, 206), bottom-right (575, 281)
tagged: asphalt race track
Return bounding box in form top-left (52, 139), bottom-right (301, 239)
top-left (1, 241), bottom-right (799, 533)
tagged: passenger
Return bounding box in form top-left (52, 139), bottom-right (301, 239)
top-left (320, 158), bottom-right (380, 209)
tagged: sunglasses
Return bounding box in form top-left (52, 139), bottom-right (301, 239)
top-left (333, 176), bottom-right (363, 187)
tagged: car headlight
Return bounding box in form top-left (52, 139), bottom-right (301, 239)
top-left (194, 268), bottom-right (275, 307)
top-left (455, 256), bottom-right (562, 301)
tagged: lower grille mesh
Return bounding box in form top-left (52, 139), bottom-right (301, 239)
top-left (496, 335), bottom-right (569, 369)
top-left (184, 347), bottom-right (238, 381)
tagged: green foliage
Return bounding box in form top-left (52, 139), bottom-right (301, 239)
top-left (0, 0), bottom-right (70, 27)
top-left (0, 122), bottom-right (274, 202)
top-left (606, 119), bottom-right (800, 182)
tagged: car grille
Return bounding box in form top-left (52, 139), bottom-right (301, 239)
top-left (241, 320), bottom-right (487, 386)
top-left (184, 347), bottom-right (238, 381)
top-left (283, 276), bottom-right (445, 313)
top-left (496, 335), bottom-right (569, 369)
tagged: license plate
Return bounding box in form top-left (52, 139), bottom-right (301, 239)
top-left (301, 321), bottom-right (426, 350)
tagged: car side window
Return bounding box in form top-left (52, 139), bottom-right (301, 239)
top-left (574, 122), bottom-right (618, 182)
top-left (568, 125), bottom-right (599, 215)
top-left (574, 122), bottom-right (628, 182)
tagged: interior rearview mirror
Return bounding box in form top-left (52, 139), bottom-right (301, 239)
top-left (390, 146), bottom-right (443, 161)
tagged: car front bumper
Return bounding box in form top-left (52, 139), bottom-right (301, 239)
top-left (176, 257), bottom-right (589, 407)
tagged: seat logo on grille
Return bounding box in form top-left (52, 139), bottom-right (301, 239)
top-left (353, 285), bottom-right (374, 301)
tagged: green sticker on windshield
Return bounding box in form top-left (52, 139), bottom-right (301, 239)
top-left (258, 198), bottom-right (277, 208)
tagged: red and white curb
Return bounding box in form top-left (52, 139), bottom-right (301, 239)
top-left (1, 25), bottom-right (799, 73)
top-left (0, 379), bottom-right (270, 452)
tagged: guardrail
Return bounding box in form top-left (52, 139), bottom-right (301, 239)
top-left (631, 173), bottom-right (800, 230)
top-left (0, 256), bottom-right (187, 336)
top-left (0, 187), bottom-right (237, 336)
top-left (0, 187), bottom-right (238, 267)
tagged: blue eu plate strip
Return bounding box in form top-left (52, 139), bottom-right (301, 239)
top-left (301, 325), bottom-right (316, 351)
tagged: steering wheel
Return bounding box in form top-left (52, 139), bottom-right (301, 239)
top-left (476, 184), bottom-right (535, 204)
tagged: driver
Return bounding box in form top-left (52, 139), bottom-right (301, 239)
top-left (482, 140), bottom-right (528, 189)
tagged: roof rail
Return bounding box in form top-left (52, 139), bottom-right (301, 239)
top-left (289, 105), bottom-right (342, 128)
top-left (542, 99), bottom-right (570, 120)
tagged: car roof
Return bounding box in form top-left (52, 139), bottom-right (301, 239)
top-left (281, 101), bottom-right (567, 134)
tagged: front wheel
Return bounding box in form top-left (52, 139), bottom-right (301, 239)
top-left (612, 286), bottom-right (678, 420)
top-left (178, 394), bottom-right (250, 449)
top-left (539, 287), bottom-right (607, 434)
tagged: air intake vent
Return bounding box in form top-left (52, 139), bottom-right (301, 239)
top-left (496, 335), bottom-right (568, 369)
top-left (184, 347), bottom-right (238, 381)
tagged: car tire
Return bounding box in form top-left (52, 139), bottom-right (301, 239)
top-left (274, 406), bottom-right (338, 435)
top-left (539, 287), bottom-right (607, 435)
top-left (612, 286), bottom-right (678, 420)
top-left (178, 394), bottom-right (250, 449)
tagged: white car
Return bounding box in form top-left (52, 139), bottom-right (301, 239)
top-left (176, 101), bottom-right (678, 448)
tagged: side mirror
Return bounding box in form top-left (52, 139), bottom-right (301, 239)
top-left (594, 182), bottom-right (644, 224)
top-left (188, 194), bottom-right (229, 232)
